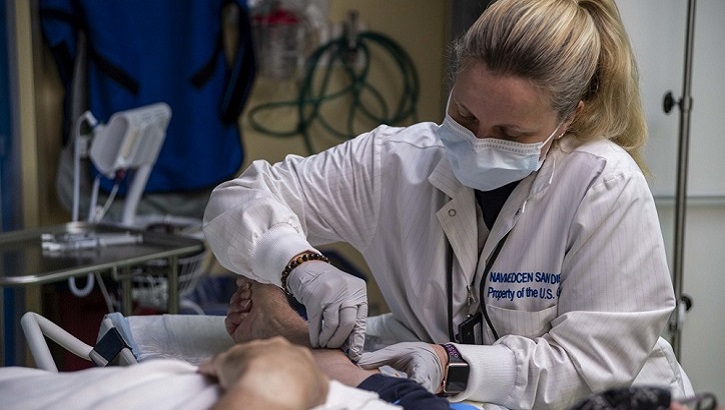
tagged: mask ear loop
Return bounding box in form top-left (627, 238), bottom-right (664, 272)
top-left (444, 90), bottom-right (454, 118)
top-left (546, 103), bottom-right (581, 156)
top-left (557, 101), bottom-right (584, 139)
top-left (538, 122), bottom-right (564, 162)
top-left (544, 123), bottom-right (563, 145)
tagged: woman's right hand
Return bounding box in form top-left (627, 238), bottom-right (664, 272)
top-left (286, 260), bottom-right (368, 362)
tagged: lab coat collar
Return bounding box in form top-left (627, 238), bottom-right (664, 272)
top-left (428, 156), bottom-right (463, 199)
top-left (430, 158), bottom-right (479, 277)
top-left (428, 150), bottom-right (559, 273)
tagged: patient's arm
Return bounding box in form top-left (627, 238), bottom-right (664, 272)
top-left (224, 278), bottom-right (378, 387)
top-left (198, 336), bottom-right (328, 410)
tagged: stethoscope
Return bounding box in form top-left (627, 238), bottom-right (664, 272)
top-left (446, 232), bottom-right (510, 344)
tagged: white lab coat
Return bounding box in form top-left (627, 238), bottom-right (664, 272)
top-left (203, 122), bottom-right (693, 409)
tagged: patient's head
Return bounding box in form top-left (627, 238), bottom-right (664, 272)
top-left (199, 336), bottom-right (329, 410)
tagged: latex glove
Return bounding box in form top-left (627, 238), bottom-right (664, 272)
top-left (287, 260), bottom-right (368, 361)
top-left (357, 342), bottom-right (444, 393)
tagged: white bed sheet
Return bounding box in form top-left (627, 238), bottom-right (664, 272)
top-left (0, 359), bottom-right (219, 410)
top-left (0, 361), bottom-right (400, 410)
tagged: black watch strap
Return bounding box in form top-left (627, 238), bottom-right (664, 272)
top-left (441, 343), bottom-right (470, 396)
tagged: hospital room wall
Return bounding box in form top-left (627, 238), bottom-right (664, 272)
top-left (617, 0), bottom-right (725, 401)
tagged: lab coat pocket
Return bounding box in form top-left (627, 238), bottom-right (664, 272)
top-left (485, 304), bottom-right (557, 339)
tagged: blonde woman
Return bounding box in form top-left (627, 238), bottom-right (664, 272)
top-left (204, 0), bottom-right (692, 408)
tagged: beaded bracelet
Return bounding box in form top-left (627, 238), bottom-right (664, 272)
top-left (281, 251), bottom-right (330, 295)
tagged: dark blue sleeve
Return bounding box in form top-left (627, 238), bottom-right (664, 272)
top-left (357, 374), bottom-right (451, 410)
top-left (38, 0), bottom-right (79, 88)
top-left (219, 0), bottom-right (256, 124)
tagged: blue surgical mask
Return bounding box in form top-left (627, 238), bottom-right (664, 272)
top-left (438, 112), bottom-right (560, 191)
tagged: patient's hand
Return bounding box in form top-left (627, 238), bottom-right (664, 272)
top-left (198, 336), bottom-right (329, 410)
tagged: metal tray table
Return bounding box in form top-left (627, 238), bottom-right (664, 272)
top-left (0, 221), bottom-right (205, 313)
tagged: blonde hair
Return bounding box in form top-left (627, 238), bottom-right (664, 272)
top-left (452, 0), bottom-right (649, 172)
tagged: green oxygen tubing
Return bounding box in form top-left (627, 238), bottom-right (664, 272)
top-left (247, 27), bottom-right (420, 155)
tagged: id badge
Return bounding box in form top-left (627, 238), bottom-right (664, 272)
top-left (457, 311), bottom-right (482, 344)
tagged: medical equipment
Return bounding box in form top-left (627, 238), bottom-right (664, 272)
top-left (662, 0), bottom-right (697, 359)
top-left (40, 231), bottom-right (143, 252)
top-left (72, 102), bottom-right (171, 226)
top-left (67, 103), bottom-right (170, 299)
top-left (252, 3), bottom-right (302, 80)
top-left (63, 104), bottom-right (209, 315)
top-left (0, 222), bottom-right (203, 310)
top-left (248, 11), bottom-right (419, 154)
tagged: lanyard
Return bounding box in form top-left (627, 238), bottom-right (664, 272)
top-left (447, 231), bottom-right (510, 342)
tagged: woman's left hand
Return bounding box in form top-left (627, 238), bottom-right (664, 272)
top-left (357, 342), bottom-right (446, 393)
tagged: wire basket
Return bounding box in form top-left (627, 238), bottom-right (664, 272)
top-left (126, 216), bottom-right (209, 314)
top-left (130, 248), bottom-right (207, 312)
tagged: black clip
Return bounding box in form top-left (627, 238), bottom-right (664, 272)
top-left (89, 327), bottom-right (132, 367)
top-left (456, 311), bottom-right (482, 344)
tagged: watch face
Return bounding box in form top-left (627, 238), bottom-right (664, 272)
top-left (445, 362), bottom-right (470, 393)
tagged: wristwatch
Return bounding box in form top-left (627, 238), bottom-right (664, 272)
top-left (440, 343), bottom-right (470, 396)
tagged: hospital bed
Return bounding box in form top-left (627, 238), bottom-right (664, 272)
top-left (0, 313), bottom-right (236, 410)
top-left (9, 312), bottom-right (489, 409)
top-left (20, 311), bottom-right (234, 371)
top-left (1, 313), bottom-right (706, 410)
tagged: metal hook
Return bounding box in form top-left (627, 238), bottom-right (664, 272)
top-left (663, 91), bottom-right (680, 114)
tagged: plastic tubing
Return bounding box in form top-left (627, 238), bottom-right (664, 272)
top-left (248, 30), bottom-right (420, 154)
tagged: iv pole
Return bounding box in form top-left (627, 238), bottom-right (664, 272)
top-left (662, 0), bottom-right (697, 358)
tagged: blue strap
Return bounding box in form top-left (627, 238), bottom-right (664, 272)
top-left (449, 403), bottom-right (481, 410)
